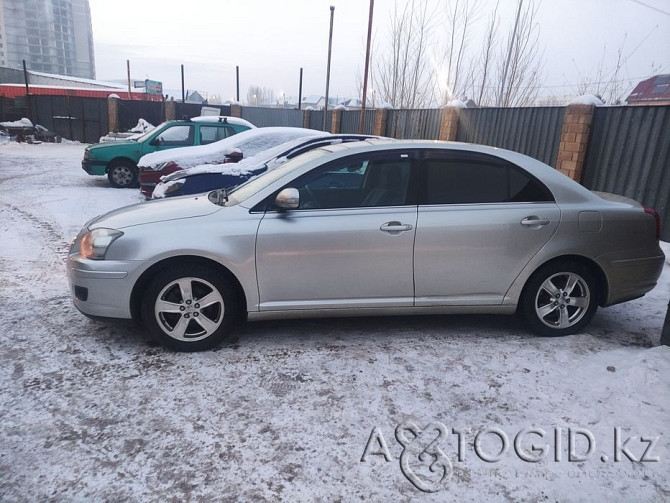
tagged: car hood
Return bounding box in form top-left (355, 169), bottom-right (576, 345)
top-left (87, 195), bottom-right (220, 230)
top-left (88, 139), bottom-right (137, 150)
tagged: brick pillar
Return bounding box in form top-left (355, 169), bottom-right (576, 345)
top-left (230, 104), bottom-right (242, 118)
top-left (165, 99), bottom-right (176, 121)
top-left (438, 106), bottom-right (460, 141)
top-left (330, 109), bottom-right (342, 134)
top-left (303, 110), bottom-right (311, 129)
top-left (107, 95), bottom-right (119, 133)
top-left (555, 104), bottom-right (595, 182)
top-left (373, 108), bottom-right (388, 136)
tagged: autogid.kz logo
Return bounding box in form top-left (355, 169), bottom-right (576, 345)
top-left (360, 422), bottom-right (661, 493)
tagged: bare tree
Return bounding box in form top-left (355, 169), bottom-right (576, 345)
top-left (495, 0), bottom-right (543, 107)
top-left (471, 1), bottom-right (499, 105)
top-left (440, 0), bottom-right (482, 103)
top-left (373, 0), bottom-right (437, 108)
top-left (245, 85), bottom-right (275, 106)
top-left (574, 37), bottom-right (632, 105)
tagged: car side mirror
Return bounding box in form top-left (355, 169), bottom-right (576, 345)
top-left (149, 137), bottom-right (161, 146)
top-left (275, 188), bottom-right (299, 210)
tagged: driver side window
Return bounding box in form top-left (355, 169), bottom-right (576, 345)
top-left (154, 125), bottom-right (194, 146)
top-left (292, 156), bottom-right (412, 209)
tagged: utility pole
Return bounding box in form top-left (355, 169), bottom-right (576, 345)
top-left (498, 0), bottom-right (523, 107)
top-left (181, 64), bottom-right (185, 103)
top-left (298, 68), bottom-right (303, 110)
top-left (323, 5), bottom-right (335, 131)
top-left (126, 60), bottom-right (132, 100)
top-left (359, 0), bottom-right (374, 134)
top-left (22, 60), bottom-right (32, 122)
top-left (236, 66), bottom-right (240, 102)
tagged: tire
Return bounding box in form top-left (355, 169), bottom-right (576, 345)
top-left (520, 260), bottom-right (598, 337)
top-left (107, 160), bottom-right (139, 188)
top-left (142, 264), bottom-right (239, 351)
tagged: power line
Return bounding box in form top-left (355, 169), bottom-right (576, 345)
top-left (629, 0), bottom-right (670, 17)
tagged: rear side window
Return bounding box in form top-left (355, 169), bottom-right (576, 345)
top-left (423, 155), bottom-right (554, 204)
top-left (200, 125), bottom-right (234, 145)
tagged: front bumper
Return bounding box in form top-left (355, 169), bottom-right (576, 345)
top-left (82, 159), bottom-right (108, 176)
top-left (67, 254), bottom-right (144, 319)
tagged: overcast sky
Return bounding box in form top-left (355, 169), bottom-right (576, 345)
top-left (89, 0), bottom-right (670, 103)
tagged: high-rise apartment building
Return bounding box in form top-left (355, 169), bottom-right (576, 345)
top-left (0, 0), bottom-right (95, 79)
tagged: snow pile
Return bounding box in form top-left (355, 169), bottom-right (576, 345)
top-left (334, 104), bottom-right (347, 110)
top-left (444, 99), bottom-right (468, 108)
top-left (568, 94), bottom-right (605, 106)
top-left (99, 118), bottom-right (156, 143)
top-left (138, 127), bottom-right (323, 169)
top-left (127, 118), bottom-right (155, 134)
top-left (0, 117), bottom-right (33, 128)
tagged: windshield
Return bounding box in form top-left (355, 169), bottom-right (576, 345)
top-left (136, 122), bottom-right (167, 143)
top-left (224, 148), bottom-right (329, 206)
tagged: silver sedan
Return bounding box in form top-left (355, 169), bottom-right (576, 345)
top-left (67, 140), bottom-right (665, 351)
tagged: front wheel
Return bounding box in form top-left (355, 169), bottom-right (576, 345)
top-left (142, 265), bottom-right (238, 351)
top-left (520, 260), bottom-right (598, 337)
top-left (108, 161), bottom-right (138, 188)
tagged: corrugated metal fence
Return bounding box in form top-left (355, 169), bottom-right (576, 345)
top-left (385, 109), bottom-right (442, 139)
top-left (582, 106), bottom-right (670, 240)
top-left (339, 110), bottom-right (375, 135)
top-left (457, 107), bottom-right (565, 166)
top-left (28, 95), bottom-right (108, 144)
top-left (240, 107), bottom-right (304, 128)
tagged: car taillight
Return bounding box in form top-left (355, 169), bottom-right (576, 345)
top-left (644, 207), bottom-right (661, 240)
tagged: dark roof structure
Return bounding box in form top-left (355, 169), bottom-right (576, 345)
top-left (626, 74), bottom-right (670, 105)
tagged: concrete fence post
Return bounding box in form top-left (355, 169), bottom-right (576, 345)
top-left (438, 106), bottom-right (461, 141)
top-left (107, 95), bottom-right (119, 133)
top-left (373, 108), bottom-right (387, 136)
top-left (555, 104), bottom-right (595, 182)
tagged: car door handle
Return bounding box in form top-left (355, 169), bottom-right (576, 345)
top-left (520, 216), bottom-right (551, 226)
top-left (380, 221), bottom-right (413, 233)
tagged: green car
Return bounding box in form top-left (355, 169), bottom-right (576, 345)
top-left (82, 116), bottom-right (255, 188)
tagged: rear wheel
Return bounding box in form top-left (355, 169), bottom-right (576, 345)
top-left (521, 260), bottom-right (598, 337)
top-left (142, 265), bottom-right (238, 351)
top-left (108, 160), bottom-right (138, 188)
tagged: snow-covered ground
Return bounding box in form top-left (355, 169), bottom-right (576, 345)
top-left (1, 142), bottom-right (669, 501)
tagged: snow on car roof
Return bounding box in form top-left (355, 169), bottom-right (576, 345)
top-left (189, 116), bottom-right (256, 128)
top-left (138, 127), bottom-right (325, 169)
top-left (158, 134), bottom-right (382, 183)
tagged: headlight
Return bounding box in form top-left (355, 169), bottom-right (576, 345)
top-left (79, 228), bottom-right (123, 260)
top-left (84, 149), bottom-right (90, 160)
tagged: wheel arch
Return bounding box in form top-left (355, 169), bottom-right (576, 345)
top-left (519, 254), bottom-right (610, 309)
top-left (129, 255), bottom-right (247, 322)
top-left (107, 156), bottom-right (138, 173)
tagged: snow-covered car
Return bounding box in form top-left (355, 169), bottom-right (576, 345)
top-left (138, 127), bottom-right (327, 198)
top-left (83, 116), bottom-right (254, 189)
top-left (152, 134), bottom-right (382, 199)
top-left (68, 139), bottom-right (664, 351)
